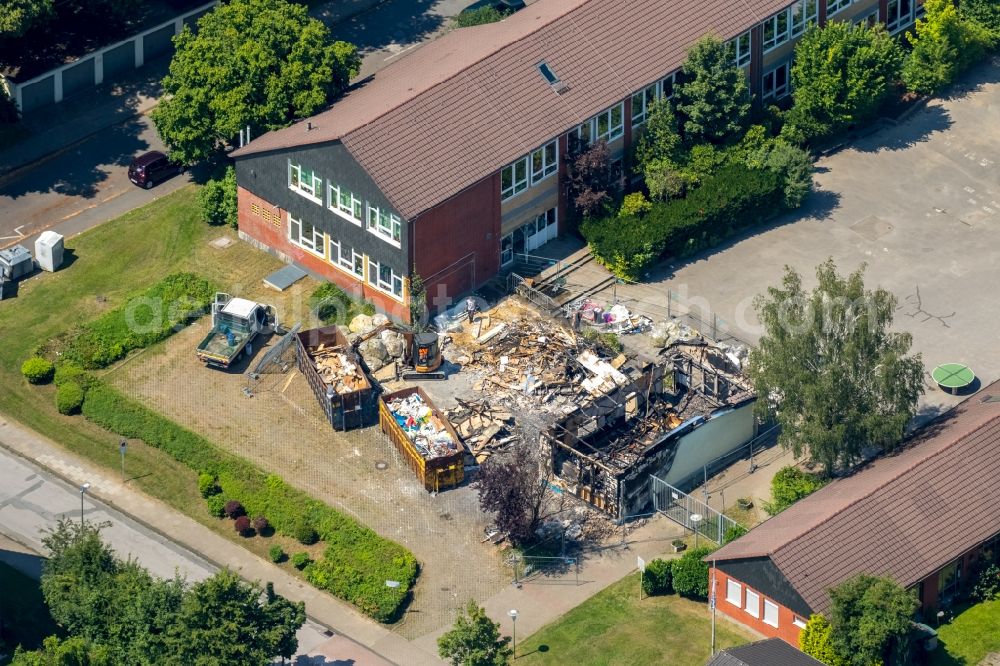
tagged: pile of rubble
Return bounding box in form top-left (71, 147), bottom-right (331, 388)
top-left (445, 399), bottom-right (519, 464)
top-left (385, 391), bottom-right (460, 460)
top-left (308, 345), bottom-right (368, 395)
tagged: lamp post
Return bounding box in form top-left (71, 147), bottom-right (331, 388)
top-left (79, 482), bottom-right (91, 527)
top-left (509, 608), bottom-right (519, 659)
top-left (690, 513), bottom-right (703, 549)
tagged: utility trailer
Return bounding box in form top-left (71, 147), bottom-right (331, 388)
top-left (379, 387), bottom-right (464, 492)
top-left (196, 293), bottom-right (276, 368)
top-left (296, 326), bottom-right (378, 431)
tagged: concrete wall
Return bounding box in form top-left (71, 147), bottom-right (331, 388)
top-left (664, 403), bottom-right (756, 487)
top-left (5, 1), bottom-right (217, 113)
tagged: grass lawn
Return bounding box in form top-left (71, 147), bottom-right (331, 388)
top-left (0, 185), bottom-right (301, 572)
top-left (0, 562), bottom-right (59, 662)
top-left (931, 598), bottom-right (1000, 666)
top-left (517, 572), bottom-right (752, 666)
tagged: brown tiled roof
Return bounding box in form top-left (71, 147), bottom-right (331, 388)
top-left (707, 638), bottom-right (826, 666)
top-left (710, 382), bottom-right (1000, 615)
top-left (233, 0), bottom-right (791, 219)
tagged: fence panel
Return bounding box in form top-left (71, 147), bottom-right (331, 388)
top-left (651, 475), bottom-right (737, 545)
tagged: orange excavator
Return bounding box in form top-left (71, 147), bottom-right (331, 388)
top-left (350, 322), bottom-right (446, 380)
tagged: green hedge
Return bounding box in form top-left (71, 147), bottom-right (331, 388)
top-left (81, 383), bottom-right (417, 621)
top-left (55, 382), bottom-right (86, 415)
top-left (582, 163), bottom-right (784, 280)
top-left (61, 273), bottom-right (215, 369)
top-left (21, 357), bottom-right (55, 384)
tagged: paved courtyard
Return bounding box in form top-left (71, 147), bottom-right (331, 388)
top-left (559, 59), bottom-right (1000, 420)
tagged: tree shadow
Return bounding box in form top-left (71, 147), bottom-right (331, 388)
top-left (293, 657), bottom-right (356, 666)
top-left (935, 55), bottom-right (1000, 103)
top-left (850, 103), bottom-right (954, 154)
top-left (642, 188), bottom-right (842, 283)
top-left (318, 0), bottom-right (447, 54)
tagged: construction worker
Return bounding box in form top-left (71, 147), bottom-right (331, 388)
top-left (465, 296), bottom-right (477, 324)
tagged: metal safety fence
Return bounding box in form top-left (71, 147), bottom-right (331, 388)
top-left (507, 553), bottom-right (580, 586)
top-left (651, 475), bottom-right (737, 545)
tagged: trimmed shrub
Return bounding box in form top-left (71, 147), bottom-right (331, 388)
top-left (21, 357), bottom-right (55, 384)
top-left (55, 382), bottom-right (86, 415)
top-left (309, 283), bottom-right (374, 325)
top-left (206, 494), bottom-right (227, 517)
top-left (291, 552), bottom-right (311, 570)
top-left (252, 516), bottom-right (270, 535)
top-left (973, 563), bottom-right (1000, 602)
top-left (671, 546), bottom-right (715, 599)
top-left (288, 517), bottom-right (319, 545)
top-left (60, 273), bottom-right (214, 369)
top-left (642, 558), bottom-right (673, 596)
top-left (81, 382), bottom-right (418, 622)
top-left (269, 545), bottom-right (284, 563)
top-left (53, 362), bottom-right (94, 389)
top-left (224, 500), bottom-right (245, 519)
top-left (197, 165), bottom-right (237, 227)
top-left (763, 466), bottom-right (827, 515)
top-left (582, 163), bottom-right (784, 280)
top-left (723, 524), bottom-right (748, 544)
top-left (198, 472), bottom-right (220, 498)
top-left (453, 6), bottom-right (509, 28)
top-left (234, 515), bottom-right (252, 536)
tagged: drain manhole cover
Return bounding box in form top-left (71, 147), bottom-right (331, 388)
top-left (375, 461), bottom-right (389, 470)
top-left (440, 586), bottom-right (450, 592)
top-left (439, 513), bottom-right (453, 521)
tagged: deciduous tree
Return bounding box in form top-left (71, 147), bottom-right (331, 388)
top-left (828, 575), bottom-right (918, 666)
top-left (0, 0), bottom-right (53, 38)
top-left (437, 600), bottom-right (512, 666)
top-left (799, 614), bottom-right (848, 666)
top-left (783, 23), bottom-right (904, 143)
top-left (903, 0), bottom-right (992, 95)
top-left (673, 36), bottom-right (750, 145)
top-left (474, 444), bottom-right (547, 546)
top-left (961, 0), bottom-right (1000, 40)
top-left (152, 0), bottom-right (360, 164)
top-left (12, 636), bottom-right (112, 666)
top-left (748, 260), bottom-right (924, 475)
top-left (198, 166), bottom-right (238, 227)
top-left (567, 140), bottom-right (616, 219)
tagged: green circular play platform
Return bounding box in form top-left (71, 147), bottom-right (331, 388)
top-left (931, 363), bottom-right (975, 394)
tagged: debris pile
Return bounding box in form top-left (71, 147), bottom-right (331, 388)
top-left (309, 344), bottom-right (369, 395)
top-left (445, 399), bottom-right (518, 464)
top-left (386, 392), bottom-right (460, 460)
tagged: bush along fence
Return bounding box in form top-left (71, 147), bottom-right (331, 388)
top-left (581, 163), bottom-right (784, 281)
top-left (80, 382), bottom-right (417, 621)
top-left (54, 273), bottom-right (216, 369)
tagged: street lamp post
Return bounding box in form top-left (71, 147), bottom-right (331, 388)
top-left (690, 513), bottom-right (703, 549)
top-left (509, 608), bottom-right (519, 659)
top-left (79, 482), bottom-right (91, 527)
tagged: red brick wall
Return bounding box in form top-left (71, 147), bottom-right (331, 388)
top-left (410, 174), bottom-right (501, 314)
top-left (711, 568), bottom-right (805, 647)
top-left (236, 186), bottom-right (410, 321)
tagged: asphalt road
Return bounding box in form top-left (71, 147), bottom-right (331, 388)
top-left (0, 113), bottom-right (191, 253)
top-left (0, 444), bottom-right (357, 664)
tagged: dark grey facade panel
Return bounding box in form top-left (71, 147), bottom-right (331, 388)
top-left (717, 557), bottom-right (814, 619)
top-left (143, 24), bottom-right (175, 61)
top-left (103, 42), bottom-right (134, 79)
top-left (20, 75), bottom-right (55, 113)
top-left (236, 142), bottom-right (408, 276)
top-left (62, 58), bottom-right (95, 97)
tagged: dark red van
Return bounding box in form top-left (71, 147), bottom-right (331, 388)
top-left (128, 151), bottom-right (182, 189)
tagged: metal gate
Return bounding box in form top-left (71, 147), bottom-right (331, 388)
top-left (651, 475), bottom-right (737, 545)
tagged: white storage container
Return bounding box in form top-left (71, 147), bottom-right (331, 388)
top-left (34, 231), bottom-right (64, 272)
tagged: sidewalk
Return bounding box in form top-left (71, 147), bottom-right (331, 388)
top-left (0, 416), bottom-right (443, 666)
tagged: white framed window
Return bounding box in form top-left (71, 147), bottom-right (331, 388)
top-left (594, 103), bottom-right (624, 142)
top-left (793, 615), bottom-right (808, 629)
top-left (328, 237), bottom-right (364, 278)
top-left (366, 204), bottom-right (402, 245)
top-left (660, 72), bottom-right (677, 100)
top-left (763, 599), bottom-right (779, 627)
top-left (501, 156), bottom-right (530, 200)
top-left (531, 141), bottom-right (558, 184)
top-left (631, 84), bottom-right (658, 126)
top-left (327, 182), bottom-right (363, 225)
top-left (887, 0), bottom-right (917, 33)
top-left (762, 62), bottom-right (790, 101)
top-left (763, 9), bottom-right (790, 51)
top-left (288, 215), bottom-right (324, 256)
top-left (288, 160), bottom-right (322, 203)
top-left (568, 121), bottom-right (593, 151)
top-left (856, 8), bottom-right (879, 26)
top-left (726, 579), bottom-right (742, 606)
top-left (729, 31), bottom-right (751, 67)
top-left (792, 0), bottom-right (819, 36)
top-left (367, 259), bottom-right (403, 299)
top-left (745, 589), bottom-right (760, 618)
top-left (827, 0), bottom-right (853, 16)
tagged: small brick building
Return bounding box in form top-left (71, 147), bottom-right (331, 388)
top-left (707, 380), bottom-right (1000, 645)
